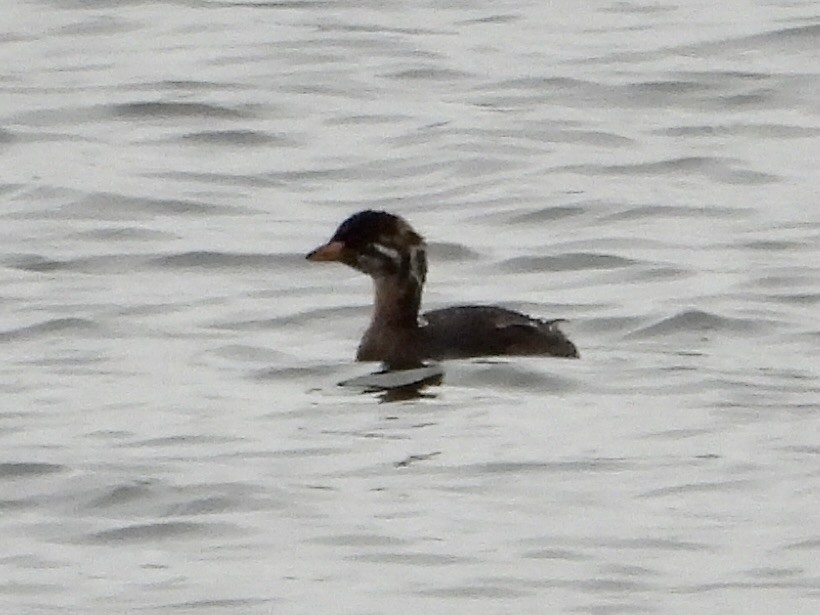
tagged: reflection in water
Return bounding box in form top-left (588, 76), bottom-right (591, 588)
top-left (376, 380), bottom-right (441, 403)
top-left (339, 363), bottom-right (444, 402)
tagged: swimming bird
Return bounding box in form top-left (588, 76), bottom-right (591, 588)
top-left (307, 210), bottom-right (578, 369)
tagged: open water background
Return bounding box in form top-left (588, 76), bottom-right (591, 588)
top-left (2, 1), bottom-right (819, 613)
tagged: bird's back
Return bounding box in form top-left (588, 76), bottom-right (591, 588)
top-left (420, 305), bottom-right (579, 360)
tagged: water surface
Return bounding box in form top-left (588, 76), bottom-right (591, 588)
top-left (2, 1), bottom-right (819, 613)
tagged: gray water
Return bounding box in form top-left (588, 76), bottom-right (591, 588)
top-left (3, 1), bottom-right (820, 613)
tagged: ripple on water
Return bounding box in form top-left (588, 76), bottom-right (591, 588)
top-left (67, 226), bottom-right (177, 242)
top-left (521, 548), bottom-right (589, 561)
top-left (502, 204), bottom-right (591, 224)
top-left (638, 479), bottom-right (758, 499)
top-left (110, 101), bottom-right (250, 120)
top-left (176, 129), bottom-right (293, 146)
top-left (0, 128), bottom-right (16, 143)
top-left (77, 479), bottom-right (277, 519)
top-left (148, 251), bottom-right (300, 271)
top-left (679, 24), bottom-right (820, 56)
top-left (656, 123), bottom-right (820, 139)
top-left (384, 67), bottom-right (473, 81)
top-left (7, 253), bottom-right (148, 274)
top-left (5, 191), bottom-right (252, 220)
top-left (603, 203), bottom-right (750, 221)
top-left (463, 458), bottom-right (635, 476)
top-left (427, 241), bottom-right (481, 262)
top-left (309, 533), bottom-right (410, 547)
top-left (418, 584), bottom-right (530, 599)
top-left (0, 318), bottom-right (98, 342)
top-left (626, 309), bottom-right (763, 339)
top-left (348, 552), bottom-right (468, 566)
top-left (81, 521), bottom-right (233, 545)
top-left (453, 364), bottom-right (578, 394)
top-left (556, 156), bottom-right (781, 185)
top-left (211, 305), bottom-right (366, 330)
top-left (499, 253), bottom-right (638, 273)
top-left (0, 463), bottom-right (66, 479)
top-left (9, 250), bottom-right (300, 275)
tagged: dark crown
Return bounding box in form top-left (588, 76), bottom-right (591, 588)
top-left (331, 210), bottom-right (423, 250)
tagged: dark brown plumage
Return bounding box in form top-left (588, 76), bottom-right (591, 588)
top-left (307, 210), bottom-right (579, 369)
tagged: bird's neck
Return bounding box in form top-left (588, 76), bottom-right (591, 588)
top-left (357, 244), bottom-right (428, 369)
top-left (370, 274), bottom-right (423, 329)
top-left (356, 274), bottom-right (425, 369)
